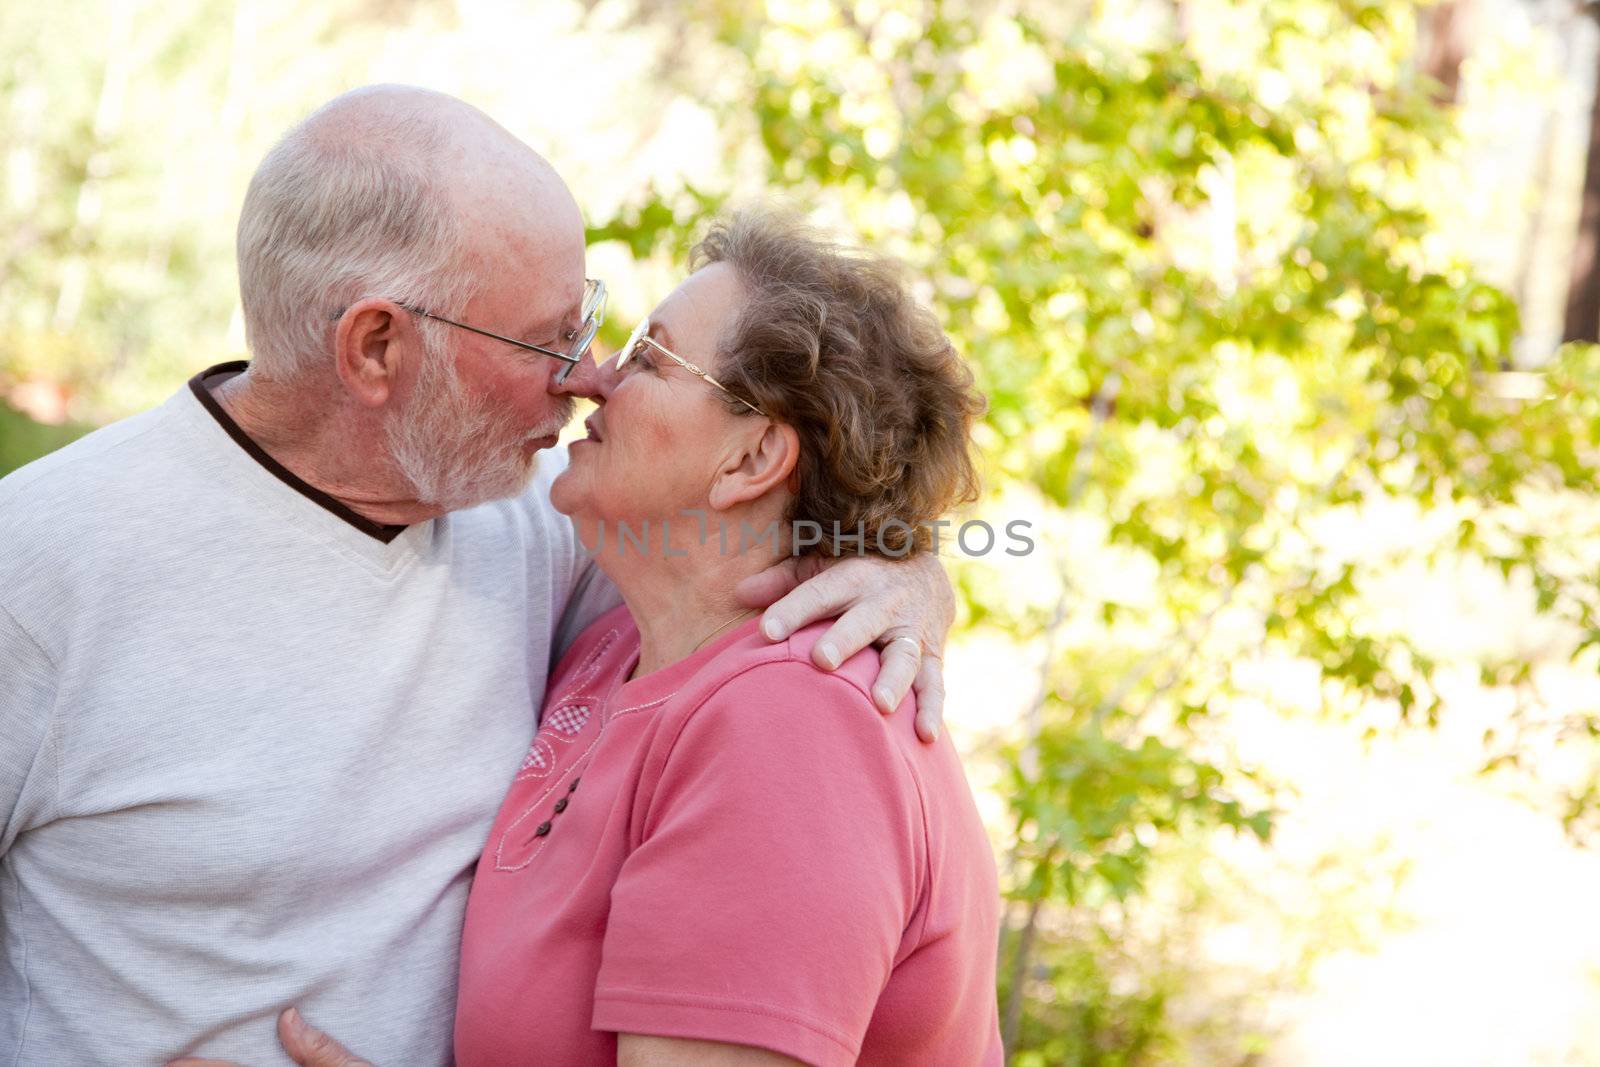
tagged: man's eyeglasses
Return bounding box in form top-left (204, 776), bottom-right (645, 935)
top-left (616, 317), bottom-right (767, 416)
top-left (340, 279), bottom-right (606, 384)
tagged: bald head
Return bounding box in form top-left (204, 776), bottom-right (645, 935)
top-left (236, 84), bottom-right (583, 382)
top-left (301, 85), bottom-right (570, 208)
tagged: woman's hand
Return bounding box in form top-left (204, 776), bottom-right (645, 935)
top-left (167, 1009), bottom-right (372, 1067)
top-left (735, 552), bottom-right (954, 741)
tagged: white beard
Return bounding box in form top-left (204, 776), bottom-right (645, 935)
top-left (386, 345), bottom-right (573, 512)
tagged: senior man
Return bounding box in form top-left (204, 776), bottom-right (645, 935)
top-left (0, 86), bottom-right (952, 1067)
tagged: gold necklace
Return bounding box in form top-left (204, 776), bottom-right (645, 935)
top-left (691, 609), bottom-right (759, 654)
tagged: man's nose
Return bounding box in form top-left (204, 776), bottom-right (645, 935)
top-left (550, 350), bottom-right (609, 400)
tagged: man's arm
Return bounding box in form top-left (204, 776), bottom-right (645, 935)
top-left (551, 536), bottom-right (955, 742)
top-left (736, 552), bottom-right (954, 741)
top-left (0, 601), bottom-right (59, 857)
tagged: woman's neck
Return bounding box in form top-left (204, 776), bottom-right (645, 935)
top-left (597, 520), bottom-right (781, 680)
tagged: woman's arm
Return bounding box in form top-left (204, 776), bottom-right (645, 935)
top-left (619, 1034), bottom-right (807, 1067)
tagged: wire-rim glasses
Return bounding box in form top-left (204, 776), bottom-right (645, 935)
top-left (398, 278), bottom-right (606, 384)
top-left (617, 317), bottom-right (767, 416)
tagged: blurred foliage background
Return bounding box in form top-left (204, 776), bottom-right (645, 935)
top-left (7, 0), bottom-right (1600, 1063)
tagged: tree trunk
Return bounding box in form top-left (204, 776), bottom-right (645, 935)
top-left (1563, 13), bottom-right (1600, 343)
top-left (1000, 896), bottom-right (1042, 1054)
top-left (1420, 0), bottom-right (1465, 103)
top-left (1512, 5), bottom-right (1581, 362)
top-left (1418, 0), bottom-right (1471, 105)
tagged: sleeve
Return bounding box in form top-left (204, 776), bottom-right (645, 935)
top-left (0, 601), bottom-right (60, 856)
top-left (592, 661), bottom-right (921, 1067)
top-left (551, 552), bottom-right (623, 664)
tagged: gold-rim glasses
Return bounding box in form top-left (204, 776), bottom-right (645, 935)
top-left (616, 316), bottom-right (767, 417)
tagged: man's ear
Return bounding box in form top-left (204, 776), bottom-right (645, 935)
top-left (334, 299), bottom-right (411, 407)
top-left (708, 420), bottom-right (800, 512)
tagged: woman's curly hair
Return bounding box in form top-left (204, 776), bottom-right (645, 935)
top-left (692, 208), bottom-right (986, 558)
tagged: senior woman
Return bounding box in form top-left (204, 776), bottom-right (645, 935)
top-left (446, 209), bottom-right (1002, 1066)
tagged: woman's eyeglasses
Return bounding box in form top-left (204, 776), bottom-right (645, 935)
top-left (616, 317), bottom-right (767, 417)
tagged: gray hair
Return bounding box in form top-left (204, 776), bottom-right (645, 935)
top-left (235, 92), bottom-right (474, 381)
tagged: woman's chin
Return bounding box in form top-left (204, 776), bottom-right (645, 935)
top-left (548, 471), bottom-right (584, 518)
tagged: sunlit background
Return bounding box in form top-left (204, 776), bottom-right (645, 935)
top-left (6, 1), bottom-right (1600, 1063)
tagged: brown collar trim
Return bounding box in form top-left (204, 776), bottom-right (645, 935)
top-left (188, 362), bottom-right (410, 545)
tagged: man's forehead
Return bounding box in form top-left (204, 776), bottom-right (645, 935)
top-left (467, 221), bottom-right (585, 319)
top-left (445, 145), bottom-right (584, 318)
top-left (455, 153), bottom-right (584, 265)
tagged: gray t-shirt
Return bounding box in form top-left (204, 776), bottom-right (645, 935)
top-left (0, 364), bottom-right (620, 1066)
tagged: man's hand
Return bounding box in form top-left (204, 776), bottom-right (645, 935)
top-left (167, 1009), bottom-right (372, 1067)
top-left (274, 1010), bottom-right (371, 1067)
top-left (735, 552), bottom-right (954, 742)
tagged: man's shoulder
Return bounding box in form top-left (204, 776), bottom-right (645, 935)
top-left (0, 393), bottom-right (191, 521)
top-left (0, 393), bottom-right (197, 600)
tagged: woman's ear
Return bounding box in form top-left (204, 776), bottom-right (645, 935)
top-left (708, 420), bottom-right (799, 512)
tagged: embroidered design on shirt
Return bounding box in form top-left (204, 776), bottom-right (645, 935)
top-left (496, 626), bottom-right (684, 872)
top-left (517, 736), bottom-right (556, 779)
top-left (497, 690), bottom-right (681, 872)
top-left (512, 629), bottom-right (619, 783)
top-left (545, 702), bottom-right (591, 738)
top-left (564, 630), bottom-right (618, 693)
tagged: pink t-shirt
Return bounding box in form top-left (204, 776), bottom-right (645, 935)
top-left (455, 605), bottom-right (1003, 1066)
